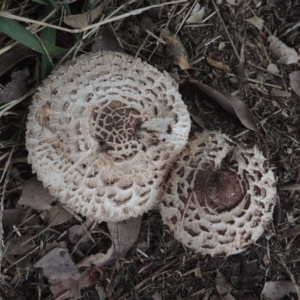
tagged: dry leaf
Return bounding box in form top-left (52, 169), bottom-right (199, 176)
top-left (207, 57), bottom-right (230, 70)
top-left (92, 28), bottom-right (124, 53)
top-left (152, 291), bottom-right (162, 300)
top-left (267, 63), bottom-right (279, 75)
top-left (6, 235), bottom-right (36, 255)
top-left (289, 71), bottom-right (300, 97)
top-left (44, 204), bottom-right (72, 227)
top-left (262, 281), bottom-right (300, 300)
top-left (226, 0), bottom-right (242, 6)
top-left (186, 7), bottom-right (205, 23)
top-left (107, 216), bottom-right (142, 255)
top-left (18, 177), bottom-right (56, 210)
top-left (2, 209), bottom-right (40, 227)
top-left (245, 16), bottom-right (264, 30)
top-left (35, 248), bottom-right (80, 299)
top-left (63, 3), bottom-right (104, 29)
top-left (271, 88), bottom-right (291, 97)
top-left (68, 220), bottom-right (93, 244)
top-left (163, 29), bottom-right (191, 70)
top-left (190, 80), bottom-right (260, 134)
top-left (77, 244), bottom-right (116, 268)
top-left (0, 44), bottom-right (35, 77)
top-left (268, 36), bottom-right (300, 64)
top-left (215, 270), bottom-right (236, 300)
top-left (0, 69), bottom-right (29, 103)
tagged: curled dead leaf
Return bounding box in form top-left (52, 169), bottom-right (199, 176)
top-left (107, 216), bottom-right (142, 256)
top-left (245, 16), bottom-right (264, 30)
top-left (68, 220), bottom-right (93, 244)
top-left (189, 79), bottom-right (268, 157)
top-left (76, 244), bottom-right (116, 268)
top-left (186, 6), bottom-right (205, 24)
top-left (262, 281), bottom-right (300, 300)
top-left (207, 56), bottom-right (231, 70)
top-left (267, 63), bottom-right (280, 75)
top-left (162, 29), bottom-right (191, 70)
top-left (63, 3), bottom-right (104, 29)
top-left (289, 71), bottom-right (300, 97)
top-left (189, 80), bottom-right (259, 133)
top-left (268, 36), bottom-right (300, 64)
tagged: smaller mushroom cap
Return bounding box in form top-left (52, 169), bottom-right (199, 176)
top-left (26, 51), bottom-right (191, 222)
top-left (160, 130), bottom-right (277, 257)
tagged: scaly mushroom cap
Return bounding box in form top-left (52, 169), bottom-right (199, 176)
top-left (26, 51), bottom-right (191, 222)
top-left (160, 130), bottom-right (277, 257)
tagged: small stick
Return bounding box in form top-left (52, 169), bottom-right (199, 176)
top-left (211, 0), bottom-right (241, 63)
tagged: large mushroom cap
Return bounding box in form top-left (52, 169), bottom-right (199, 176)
top-left (26, 51), bottom-right (191, 222)
top-left (160, 130), bottom-right (277, 257)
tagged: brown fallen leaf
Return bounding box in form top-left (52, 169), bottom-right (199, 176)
top-left (2, 209), bottom-right (40, 227)
top-left (107, 216), bottom-right (142, 256)
top-left (63, 3), bottom-right (104, 29)
top-left (92, 28), bottom-right (124, 53)
top-left (268, 36), bottom-right (300, 64)
top-left (245, 16), bottom-right (264, 30)
top-left (0, 68), bottom-right (29, 103)
top-left (289, 71), bottom-right (300, 97)
top-left (215, 270), bottom-right (236, 300)
top-left (43, 204), bottom-right (72, 227)
top-left (207, 56), bottom-right (231, 70)
top-left (0, 44), bottom-right (36, 77)
top-left (186, 6), bottom-right (205, 24)
top-left (18, 177), bottom-right (56, 210)
top-left (267, 63), bottom-right (280, 75)
top-left (262, 281), bottom-right (300, 300)
top-left (68, 219), bottom-right (93, 244)
top-left (189, 80), bottom-right (260, 134)
top-left (34, 248), bottom-right (81, 299)
top-left (77, 244), bottom-right (116, 268)
top-left (6, 235), bottom-right (36, 256)
top-left (152, 291), bottom-right (162, 300)
top-left (162, 29), bottom-right (191, 70)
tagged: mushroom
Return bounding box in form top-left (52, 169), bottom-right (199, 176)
top-left (160, 130), bottom-right (277, 257)
top-left (26, 51), bottom-right (191, 222)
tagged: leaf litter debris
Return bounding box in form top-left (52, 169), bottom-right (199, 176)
top-left (1, 0), bottom-right (300, 299)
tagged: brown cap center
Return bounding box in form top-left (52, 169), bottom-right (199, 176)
top-left (194, 169), bottom-right (244, 213)
top-left (90, 101), bottom-right (142, 145)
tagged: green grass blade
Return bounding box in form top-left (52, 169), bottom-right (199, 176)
top-left (0, 16), bottom-right (67, 56)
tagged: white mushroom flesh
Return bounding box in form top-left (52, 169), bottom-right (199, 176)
top-left (26, 51), bottom-right (191, 222)
top-left (160, 130), bottom-right (277, 257)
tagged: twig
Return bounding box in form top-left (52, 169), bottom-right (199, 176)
top-left (211, 0), bottom-right (241, 63)
top-left (0, 1), bottom-right (187, 34)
